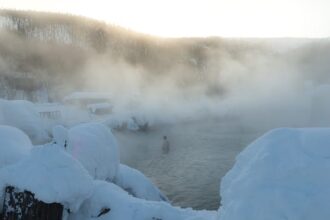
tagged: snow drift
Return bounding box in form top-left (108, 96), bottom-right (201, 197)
top-left (0, 145), bottom-right (93, 213)
top-left (0, 125), bottom-right (32, 169)
top-left (70, 180), bottom-right (216, 220)
top-left (0, 99), bottom-right (49, 144)
top-left (219, 128), bottom-right (330, 220)
top-left (114, 164), bottom-right (169, 202)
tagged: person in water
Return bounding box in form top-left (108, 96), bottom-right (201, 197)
top-left (162, 136), bottom-right (170, 154)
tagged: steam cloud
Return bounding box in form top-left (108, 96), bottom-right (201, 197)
top-left (1, 10), bottom-right (330, 132)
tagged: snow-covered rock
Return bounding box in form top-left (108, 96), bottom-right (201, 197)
top-left (219, 128), bottom-right (330, 220)
top-left (114, 164), bottom-right (169, 202)
top-left (70, 180), bottom-right (216, 220)
top-left (0, 99), bottom-right (50, 144)
top-left (65, 123), bottom-right (119, 181)
top-left (0, 145), bottom-right (93, 213)
top-left (0, 125), bottom-right (32, 169)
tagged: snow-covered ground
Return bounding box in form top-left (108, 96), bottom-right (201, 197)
top-left (0, 99), bottom-right (50, 144)
top-left (0, 125), bottom-right (32, 169)
top-left (0, 144), bottom-right (94, 214)
top-left (219, 128), bottom-right (330, 220)
top-left (70, 180), bottom-right (216, 220)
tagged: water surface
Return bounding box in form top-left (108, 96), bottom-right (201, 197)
top-left (115, 118), bottom-right (260, 210)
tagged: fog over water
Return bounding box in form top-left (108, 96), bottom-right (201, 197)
top-left (116, 118), bottom-right (261, 210)
top-left (1, 10), bottom-right (330, 210)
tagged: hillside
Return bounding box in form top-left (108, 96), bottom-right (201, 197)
top-left (0, 10), bottom-right (270, 101)
top-left (0, 9), bottom-right (330, 104)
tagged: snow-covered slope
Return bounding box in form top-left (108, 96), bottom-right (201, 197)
top-left (70, 180), bottom-right (216, 220)
top-left (219, 128), bottom-right (330, 220)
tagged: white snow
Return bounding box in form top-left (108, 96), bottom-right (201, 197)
top-left (114, 164), bottom-right (169, 202)
top-left (70, 180), bottom-right (216, 220)
top-left (65, 123), bottom-right (119, 181)
top-left (0, 145), bottom-right (93, 213)
top-left (0, 125), bottom-right (32, 169)
top-left (0, 99), bottom-right (50, 144)
top-left (219, 128), bottom-right (330, 220)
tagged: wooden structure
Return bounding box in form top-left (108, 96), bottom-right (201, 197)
top-left (39, 110), bottom-right (61, 119)
top-left (63, 92), bottom-right (112, 108)
top-left (2, 186), bottom-right (63, 220)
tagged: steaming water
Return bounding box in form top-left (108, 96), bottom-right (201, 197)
top-left (115, 118), bottom-right (261, 210)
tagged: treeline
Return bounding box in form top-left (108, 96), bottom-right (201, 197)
top-left (0, 10), bottom-right (238, 100)
top-left (1, 9), bottom-right (328, 102)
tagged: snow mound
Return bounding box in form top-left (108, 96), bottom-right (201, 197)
top-left (0, 125), bottom-right (32, 169)
top-left (114, 164), bottom-right (169, 202)
top-left (66, 123), bottom-right (119, 181)
top-left (219, 128), bottom-right (330, 220)
top-left (70, 180), bottom-right (216, 220)
top-left (0, 145), bottom-right (93, 212)
top-left (0, 99), bottom-right (49, 144)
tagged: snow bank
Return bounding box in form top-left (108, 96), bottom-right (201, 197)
top-left (70, 180), bottom-right (216, 220)
top-left (0, 99), bottom-right (50, 144)
top-left (115, 164), bottom-right (169, 202)
top-left (219, 128), bottom-right (330, 220)
top-left (0, 145), bottom-right (93, 212)
top-left (65, 123), bottom-right (119, 181)
top-left (0, 125), bottom-right (32, 169)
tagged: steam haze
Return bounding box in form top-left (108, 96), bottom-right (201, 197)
top-left (1, 10), bottom-right (330, 131)
top-left (1, 10), bottom-right (330, 209)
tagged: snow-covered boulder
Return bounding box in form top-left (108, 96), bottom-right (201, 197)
top-left (0, 145), bottom-right (93, 213)
top-left (0, 99), bottom-right (50, 144)
top-left (64, 123), bottom-right (119, 181)
top-left (114, 164), bottom-right (169, 202)
top-left (0, 125), bottom-right (32, 169)
top-left (219, 128), bottom-right (330, 220)
top-left (70, 180), bottom-right (216, 220)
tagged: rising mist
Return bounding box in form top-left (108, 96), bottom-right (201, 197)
top-left (1, 9), bottom-right (330, 210)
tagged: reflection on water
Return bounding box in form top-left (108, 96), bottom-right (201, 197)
top-left (115, 118), bottom-right (261, 210)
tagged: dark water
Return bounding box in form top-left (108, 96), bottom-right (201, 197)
top-left (115, 118), bottom-right (260, 210)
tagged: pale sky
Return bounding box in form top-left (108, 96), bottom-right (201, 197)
top-left (0, 0), bottom-right (329, 38)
